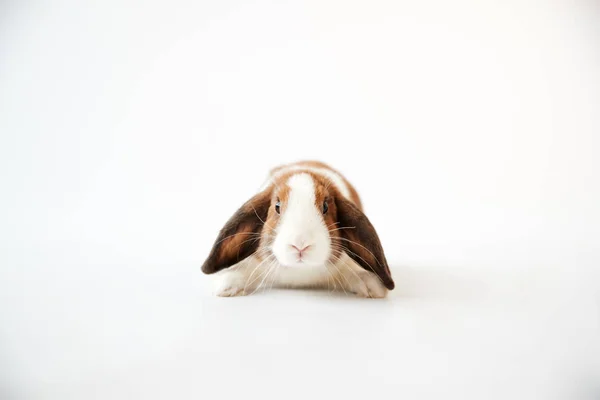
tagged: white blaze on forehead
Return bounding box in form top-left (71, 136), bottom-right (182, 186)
top-left (284, 173), bottom-right (317, 219)
top-left (271, 165), bottom-right (352, 200)
top-left (278, 173), bottom-right (323, 240)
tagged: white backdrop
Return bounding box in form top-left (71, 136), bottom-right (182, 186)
top-left (1, 1), bottom-right (599, 399)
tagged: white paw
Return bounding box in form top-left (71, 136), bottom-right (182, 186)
top-left (215, 285), bottom-right (246, 297)
top-left (213, 271), bottom-right (247, 297)
top-left (349, 271), bottom-right (388, 299)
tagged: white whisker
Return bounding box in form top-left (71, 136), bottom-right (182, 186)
top-left (333, 237), bottom-right (382, 267)
top-left (249, 259), bottom-right (277, 295)
top-left (244, 253), bottom-right (276, 292)
top-left (330, 243), bottom-right (385, 286)
top-left (214, 231), bottom-right (261, 246)
top-left (325, 261), bottom-right (347, 295)
top-left (328, 226), bottom-right (356, 233)
top-left (330, 253), bottom-right (368, 291)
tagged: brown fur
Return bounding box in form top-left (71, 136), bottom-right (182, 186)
top-left (201, 188), bottom-right (272, 274)
top-left (334, 196), bottom-right (394, 289)
top-left (270, 160), bottom-right (363, 210)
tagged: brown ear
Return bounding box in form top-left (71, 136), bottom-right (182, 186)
top-left (334, 196), bottom-right (395, 290)
top-left (201, 188), bottom-right (272, 274)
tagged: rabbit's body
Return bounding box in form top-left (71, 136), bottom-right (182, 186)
top-left (202, 161), bottom-right (393, 297)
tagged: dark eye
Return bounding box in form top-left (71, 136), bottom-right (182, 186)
top-left (275, 200), bottom-right (281, 214)
top-left (322, 200), bottom-right (328, 214)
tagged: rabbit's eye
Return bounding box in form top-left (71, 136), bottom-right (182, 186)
top-left (275, 200), bottom-right (281, 214)
top-left (322, 200), bottom-right (329, 214)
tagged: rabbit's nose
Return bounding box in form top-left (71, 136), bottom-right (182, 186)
top-left (290, 244), bottom-right (311, 258)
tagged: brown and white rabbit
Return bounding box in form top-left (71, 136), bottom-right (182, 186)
top-left (201, 161), bottom-right (394, 298)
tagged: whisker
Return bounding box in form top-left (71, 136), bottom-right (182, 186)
top-left (228, 247), bottom-right (271, 271)
top-left (328, 260), bottom-right (353, 293)
top-left (249, 259), bottom-right (277, 295)
top-left (214, 231), bottom-right (261, 246)
top-left (330, 243), bottom-right (373, 269)
top-left (323, 264), bottom-right (337, 295)
top-left (332, 237), bottom-right (382, 267)
top-left (244, 253), bottom-right (276, 292)
top-left (330, 253), bottom-right (368, 290)
top-left (331, 241), bottom-right (381, 277)
top-left (325, 261), bottom-right (347, 295)
top-left (236, 236), bottom-right (262, 248)
top-left (330, 243), bottom-right (385, 285)
top-left (268, 262), bottom-right (279, 292)
top-left (328, 226), bottom-right (356, 233)
top-left (249, 203), bottom-right (275, 231)
top-left (235, 236), bottom-right (264, 260)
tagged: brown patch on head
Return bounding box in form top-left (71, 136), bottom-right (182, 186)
top-left (258, 172), bottom-right (296, 253)
top-left (271, 160), bottom-right (363, 210)
top-left (286, 171), bottom-right (347, 259)
top-left (300, 161), bottom-right (363, 211)
top-left (310, 172), bottom-right (340, 236)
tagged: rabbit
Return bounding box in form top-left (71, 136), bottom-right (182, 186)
top-left (201, 161), bottom-right (394, 298)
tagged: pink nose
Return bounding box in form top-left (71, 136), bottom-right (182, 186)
top-left (290, 244), bottom-right (311, 257)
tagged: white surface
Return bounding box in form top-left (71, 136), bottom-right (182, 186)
top-left (1, 1), bottom-right (599, 399)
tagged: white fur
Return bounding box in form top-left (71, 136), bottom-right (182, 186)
top-left (214, 252), bottom-right (387, 298)
top-left (271, 173), bottom-right (331, 267)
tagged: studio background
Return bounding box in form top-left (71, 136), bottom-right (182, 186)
top-left (1, 1), bottom-right (599, 399)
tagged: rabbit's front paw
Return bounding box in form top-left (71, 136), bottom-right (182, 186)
top-left (349, 271), bottom-right (388, 298)
top-left (214, 271), bottom-right (248, 297)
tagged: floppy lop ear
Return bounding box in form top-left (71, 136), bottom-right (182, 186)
top-left (201, 188), bottom-right (272, 274)
top-left (334, 196), bottom-right (395, 290)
